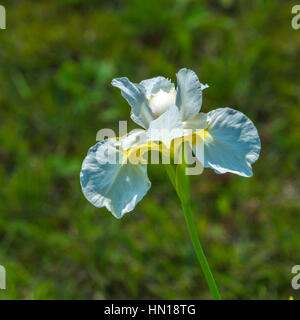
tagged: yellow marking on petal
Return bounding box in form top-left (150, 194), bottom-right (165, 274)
top-left (125, 142), bottom-right (160, 164)
top-left (118, 128), bottom-right (212, 165)
top-left (203, 129), bottom-right (214, 144)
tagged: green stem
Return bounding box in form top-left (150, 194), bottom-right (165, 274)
top-left (181, 201), bottom-right (221, 300)
top-left (164, 165), bottom-right (221, 300)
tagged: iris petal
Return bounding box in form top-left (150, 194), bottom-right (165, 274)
top-left (176, 68), bottom-right (208, 121)
top-left (80, 138), bottom-right (151, 218)
top-left (147, 105), bottom-right (183, 146)
top-left (140, 76), bottom-right (174, 98)
top-left (112, 77), bottom-right (154, 129)
top-left (199, 107), bottom-right (261, 177)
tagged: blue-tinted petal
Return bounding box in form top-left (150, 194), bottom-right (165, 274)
top-left (112, 77), bottom-right (154, 129)
top-left (200, 107), bottom-right (261, 177)
top-left (80, 139), bottom-right (151, 218)
top-left (176, 68), bottom-right (209, 121)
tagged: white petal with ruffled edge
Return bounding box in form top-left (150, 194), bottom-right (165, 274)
top-left (199, 107), bottom-right (261, 177)
top-left (140, 76), bottom-right (174, 99)
top-left (80, 138), bottom-right (151, 218)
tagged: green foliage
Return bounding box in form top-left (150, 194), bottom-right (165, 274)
top-left (0, 0), bottom-right (299, 299)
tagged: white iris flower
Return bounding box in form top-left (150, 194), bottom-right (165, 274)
top-left (80, 68), bottom-right (261, 218)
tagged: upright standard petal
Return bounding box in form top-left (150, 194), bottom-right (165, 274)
top-left (140, 76), bottom-right (174, 99)
top-left (176, 68), bottom-right (209, 121)
top-left (201, 108), bottom-right (261, 177)
top-left (112, 77), bottom-right (154, 129)
top-left (80, 138), bottom-right (151, 218)
top-left (140, 77), bottom-right (176, 118)
top-left (147, 104), bottom-right (183, 147)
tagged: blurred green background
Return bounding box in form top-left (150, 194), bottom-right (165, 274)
top-left (0, 0), bottom-right (299, 299)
